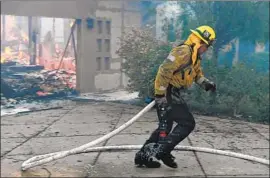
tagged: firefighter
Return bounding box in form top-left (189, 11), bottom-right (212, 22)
top-left (135, 25), bottom-right (217, 168)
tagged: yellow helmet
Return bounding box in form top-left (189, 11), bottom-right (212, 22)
top-left (190, 25), bottom-right (216, 45)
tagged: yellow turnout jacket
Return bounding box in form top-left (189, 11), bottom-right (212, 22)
top-left (155, 44), bottom-right (208, 96)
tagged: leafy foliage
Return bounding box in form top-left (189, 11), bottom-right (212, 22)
top-left (245, 52), bottom-right (269, 73)
top-left (187, 60), bottom-right (269, 123)
top-left (117, 26), bottom-right (172, 98)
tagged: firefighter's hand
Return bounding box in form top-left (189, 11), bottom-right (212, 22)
top-left (205, 82), bottom-right (216, 92)
top-left (155, 95), bottom-right (167, 105)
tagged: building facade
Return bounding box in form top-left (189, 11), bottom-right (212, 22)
top-left (1, 0), bottom-right (142, 93)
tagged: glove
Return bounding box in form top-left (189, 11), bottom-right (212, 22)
top-left (155, 95), bottom-right (171, 126)
top-left (204, 82), bottom-right (216, 92)
top-left (145, 97), bottom-right (154, 104)
top-left (155, 95), bottom-right (167, 105)
top-left (155, 94), bottom-right (172, 113)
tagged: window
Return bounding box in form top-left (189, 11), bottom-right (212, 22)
top-left (97, 39), bottom-right (102, 52)
top-left (105, 21), bottom-right (111, 35)
top-left (97, 20), bottom-right (102, 34)
top-left (96, 57), bottom-right (101, 71)
top-left (104, 57), bottom-right (110, 70)
top-left (104, 39), bottom-right (110, 52)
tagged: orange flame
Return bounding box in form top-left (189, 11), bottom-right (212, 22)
top-left (1, 15), bottom-right (76, 88)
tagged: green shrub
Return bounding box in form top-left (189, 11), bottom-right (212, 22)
top-left (117, 27), bottom-right (269, 124)
top-left (186, 61), bottom-right (269, 123)
top-left (117, 26), bottom-right (172, 98)
top-left (245, 52), bottom-right (269, 73)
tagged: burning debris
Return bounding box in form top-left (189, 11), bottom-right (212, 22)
top-left (1, 62), bottom-right (77, 103)
top-left (1, 15), bottom-right (77, 107)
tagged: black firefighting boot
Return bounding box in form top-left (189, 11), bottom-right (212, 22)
top-left (156, 149), bottom-right (178, 168)
top-left (134, 149), bottom-right (161, 168)
top-left (156, 139), bottom-right (178, 168)
top-left (140, 143), bottom-right (177, 168)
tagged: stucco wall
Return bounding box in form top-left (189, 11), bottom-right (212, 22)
top-left (95, 1), bottom-right (141, 91)
top-left (95, 73), bottom-right (121, 91)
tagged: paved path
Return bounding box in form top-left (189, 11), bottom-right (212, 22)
top-left (1, 101), bottom-right (269, 177)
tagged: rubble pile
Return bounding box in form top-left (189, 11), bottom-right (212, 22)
top-left (1, 61), bottom-right (77, 106)
top-left (1, 15), bottom-right (78, 109)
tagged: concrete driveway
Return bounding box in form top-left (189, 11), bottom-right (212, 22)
top-left (1, 101), bottom-right (269, 177)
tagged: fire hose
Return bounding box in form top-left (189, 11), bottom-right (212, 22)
top-left (21, 100), bottom-right (269, 171)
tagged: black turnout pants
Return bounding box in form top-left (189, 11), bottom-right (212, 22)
top-left (142, 85), bottom-right (196, 153)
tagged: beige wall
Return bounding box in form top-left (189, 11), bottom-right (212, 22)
top-left (94, 1), bottom-right (141, 91)
top-left (95, 73), bottom-right (121, 91)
